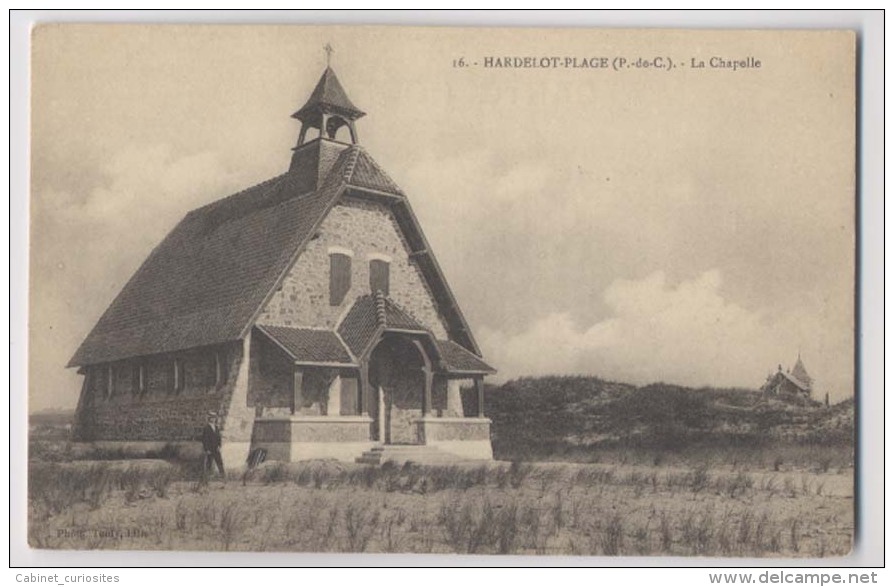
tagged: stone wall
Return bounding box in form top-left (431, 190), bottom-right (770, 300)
top-left (247, 334), bottom-right (294, 416)
top-left (73, 342), bottom-right (240, 442)
top-left (252, 417), bottom-right (373, 443)
top-left (257, 197), bottom-right (449, 338)
top-left (247, 336), bottom-right (362, 418)
top-left (417, 417), bottom-right (492, 442)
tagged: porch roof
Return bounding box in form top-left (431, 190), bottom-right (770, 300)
top-left (255, 325), bottom-right (356, 366)
top-left (435, 339), bottom-right (496, 375)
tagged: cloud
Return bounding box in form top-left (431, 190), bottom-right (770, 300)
top-left (29, 144), bottom-right (247, 411)
top-left (478, 269), bottom-right (852, 400)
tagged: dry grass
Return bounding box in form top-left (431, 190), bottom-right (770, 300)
top-left (28, 451), bottom-right (853, 556)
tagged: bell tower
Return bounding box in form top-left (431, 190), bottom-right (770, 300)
top-left (292, 65), bottom-right (365, 147)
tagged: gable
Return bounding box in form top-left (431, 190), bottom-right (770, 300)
top-left (69, 143), bottom-right (484, 367)
top-left (256, 196), bottom-right (450, 339)
top-left (68, 152), bottom-right (352, 367)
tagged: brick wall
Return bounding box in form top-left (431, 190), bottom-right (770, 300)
top-left (257, 197), bottom-right (449, 338)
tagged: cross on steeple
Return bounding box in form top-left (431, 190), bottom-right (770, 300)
top-left (324, 43), bottom-right (334, 67)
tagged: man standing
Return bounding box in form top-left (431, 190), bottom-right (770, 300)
top-left (202, 412), bottom-right (225, 482)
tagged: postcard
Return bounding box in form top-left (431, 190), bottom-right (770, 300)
top-left (28, 24), bottom-right (856, 558)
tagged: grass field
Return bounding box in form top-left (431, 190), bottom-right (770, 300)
top-left (29, 377), bottom-right (853, 556)
top-left (28, 448), bottom-right (853, 556)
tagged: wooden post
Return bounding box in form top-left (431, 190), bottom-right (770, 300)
top-left (378, 385), bottom-right (386, 443)
top-left (411, 339), bottom-right (433, 416)
top-left (422, 367), bottom-right (433, 416)
top-left (475, 376), bottom-right (485, 418)
top-left (358, 362), bottom-right (369, 417)
top-left (292, 368), bottom-right (303, 415)
top-left (326, 371), bottom-right (342, 416)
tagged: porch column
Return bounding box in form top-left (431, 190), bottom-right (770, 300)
top-left (327, 372), bottom-right (341, 416)
top-left (358, 362), bottom-right (369, 417)
top-left (291, 368), bottom-right (303, 415)
top-left (378, 385), bottom-right (386, 443)
top-left (411, 339), bottom-right (433, 416)
top-left (474, 376), bottom-right (485, 418)
top-left (446, 379), bottom-right (464, 417)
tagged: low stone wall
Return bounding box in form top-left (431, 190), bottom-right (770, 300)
top-left (250, 416), bottom-right (374, 462)
top-left (415, 417), bottom-right (491, 442)
top-left (414, 417), bottom-right (493, 460)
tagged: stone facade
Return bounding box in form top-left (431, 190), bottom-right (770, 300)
top-left (257, 197), bottom-right (449, 339)
top-left (73, 342), bottom-right (240, 442)
top-left (246, 334), bottom-right (362, 418)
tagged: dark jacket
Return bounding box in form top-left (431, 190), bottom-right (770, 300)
top-left (202, 423), bottom-right (222, 452)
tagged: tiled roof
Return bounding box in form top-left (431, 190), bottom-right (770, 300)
top-left (337, 295), bottom-right (380, 358)
top-left (256, 325), bottom-right (355, 365)
top-left (336, 294), bottom-right (428, 358)
top-left (293, 67), bottom-right (365, 120)
top-left (68, 149), bottom-right (355, 367)
top-left (378, 292), bottom-right (426, 331)
top-left (68, 69), bottom-right (484, 368)
top-left (435, 339), bottom-right (495, 374)
top-left (345, 149), bottom-right (404, 195)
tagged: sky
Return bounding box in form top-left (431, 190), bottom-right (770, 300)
top-left (29, 25), bottom-right (856, 411)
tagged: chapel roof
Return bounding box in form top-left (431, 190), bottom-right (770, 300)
top-left (69, 68), bottom-right (483, 367)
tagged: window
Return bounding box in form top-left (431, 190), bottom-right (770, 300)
top-left (369, 259), bottom-right (390, 296)
top-left (90, 367), bottom-right (106, 400)
top-left (213, 350), bottom-right (228, 389)
top-left (171, 358), bottom-right (184, 394)
top-left (329, 252), bottom-right (352, 305)
top-left (132, 363), bottom-right (146, 395)
top-left (107, 364), bottom-right (115, 398)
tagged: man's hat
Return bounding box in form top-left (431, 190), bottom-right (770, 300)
top-left (207, 411), bottom-right (218, 418)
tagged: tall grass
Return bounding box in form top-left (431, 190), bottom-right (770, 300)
top-left (28, 457), bottom-right (851, 556)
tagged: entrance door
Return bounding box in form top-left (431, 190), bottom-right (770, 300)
top-left (368, 336), bottom-right (426, 445)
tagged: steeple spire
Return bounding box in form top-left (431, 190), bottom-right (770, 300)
top-left (790, 353), bottom-right (812, 390)
top-left (292, 64), bottom-right (365, 146)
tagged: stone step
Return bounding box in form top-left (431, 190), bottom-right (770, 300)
top-left (355, 444), bottom-right (458, 465)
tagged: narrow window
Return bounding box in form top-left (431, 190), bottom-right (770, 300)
top-left (107, 364), bottom-right (115, 398)
top-left (171, 358), bottom-right (184, 394)
top-left (369, 259), bottom-right (390, 296)
top-left (329, 252), bottom-right (352, 305)
top-left (90, 368), bottom-right (103, 399)
top-left (213, 350), bottom-right (228, 389)
top-left (132, 363), bottom-right (146, 395)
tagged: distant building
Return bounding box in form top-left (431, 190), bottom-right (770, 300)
top-left (68, 65), bottom-right (495, 464)
top-left (761, 354), bottom-right (813, 398)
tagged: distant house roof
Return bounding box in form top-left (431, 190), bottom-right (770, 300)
top-left (790, 355), bottom-right (813, 389)
top-left (763, 370), bottom-right (810, 393)
top-left (255, 325), bottom-right (355, 366)
top-left (780, 371), bottom-right (810, 391)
